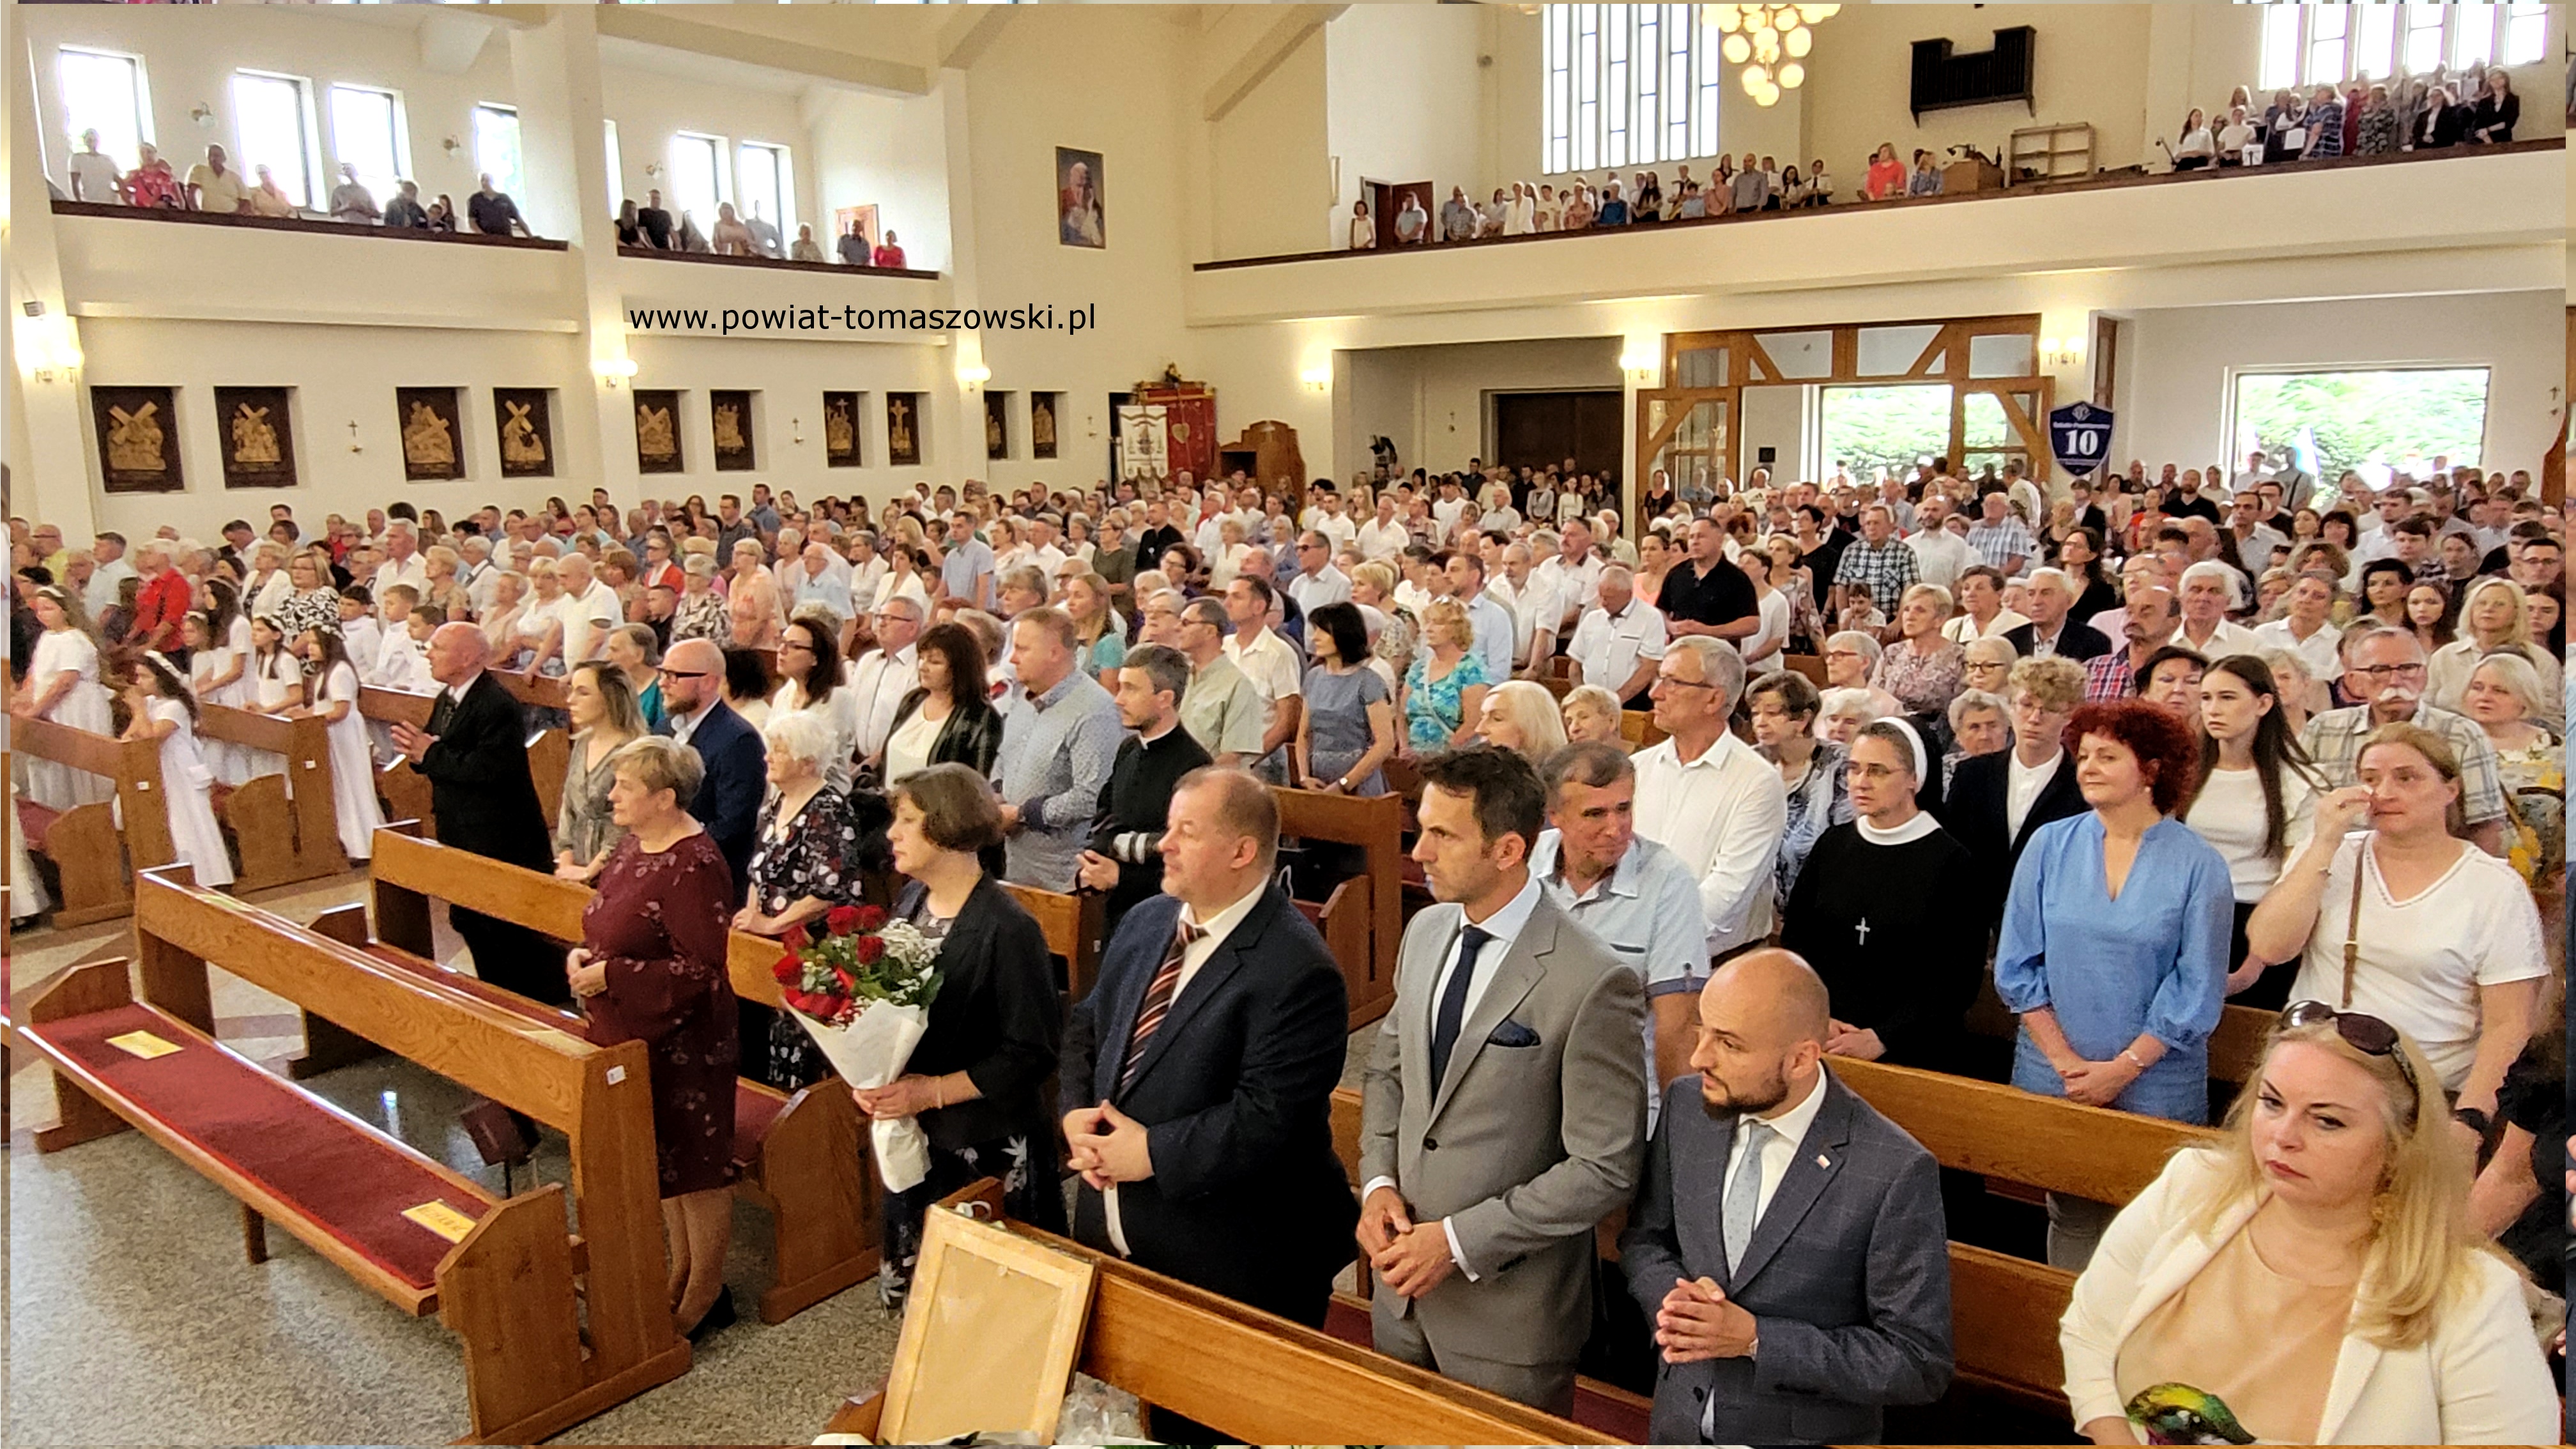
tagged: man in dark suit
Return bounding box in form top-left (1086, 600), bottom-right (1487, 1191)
top-left (1936, 655), bottom-right (2089, 919)
top-left (653, 636), bottom-right (764, 902)
top-left (1358, 746), bottom-right (1646, 1415)
top-left (1622, 948), bottom-right (1952, 1445)
top-left (2000, 567), bottom-right (2111, 663)
top-left (387, 624), bottom-right (564, 1003)
top-left (1060, 767), bottom-right (1354, 1366)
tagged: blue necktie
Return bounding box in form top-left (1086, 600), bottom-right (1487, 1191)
top-left (1427, 925), bottom-right (1492, 1088)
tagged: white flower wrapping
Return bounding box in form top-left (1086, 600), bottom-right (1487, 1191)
top-left (791, 999), bottom-right (931, 1192)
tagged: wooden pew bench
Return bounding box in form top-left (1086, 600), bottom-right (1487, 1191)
top-left (364, 825), bottom-right (879, 1324)
top-left (356, 686), bottom-right (440, 833)
top-left (823, 1179), bottom-right (1599, 1445)
top-left (197, 704), bottom-right (349, 890)
top-left (10, 715), bottom-right (176, 926)
top-left (24, 868), bottom-right (685, 1443)
top-left (1273, 787), bottom-right (1404, 1028)
top-left (1000, 882), bottom-right (1105, 1002)
top-left (486, 669), bottom-right (572, 832)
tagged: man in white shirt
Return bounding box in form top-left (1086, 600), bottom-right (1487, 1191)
top-left (1567, 565), bottom-right (1667, 708)
top-left (1443, 551), bottom-right (1519, 683)
top-left (1311, 493), bottom-right (1358, 553)
top-left (2224, 492), bottom-right (2289, 573)
top-left (1905, 496), bottom-right (1978, 592)
top-left (1430, 479), bottom-right (1471, 539)
top-left (459, 535), bottom-right (503, 620)
top-left (1285, 532), bottom-right (1351, 616)
top-left (1529, 518), bottom-right (1606, 645)
top-left (1631, 637), bottom-right (1788, 961)
top-left (68, 130), bottom-right (122, 204)
top-left (1356, 497), bottom-right (1410, 562)
top-left (371, 522), bottom-right (431, 601)
top-left (2174, 560), bottom-right (2263, 658)
top-left (844, 597), bottom-right (923, 761)
top-left (555, 553), bottom-right (622, 666)
top-left (845, 532), bottom-right (889, 621)
top-left (1025, 516), bottom-right (1072, 579)
top-left (1222, 576), bottom-right (1303, 776)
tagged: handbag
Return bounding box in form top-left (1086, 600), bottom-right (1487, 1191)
top-left (2336, 840), bottom-right (2367, 1008)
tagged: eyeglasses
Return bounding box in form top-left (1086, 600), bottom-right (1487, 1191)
top-left (659, 667), bottom-right (711, 680)
top-left (1649, 675), bottom-right (1717, 692)
top-left (2277, 1000), bottom-right (2419, 1103)
top-left (2350, 663), bottom-right (2426, 683)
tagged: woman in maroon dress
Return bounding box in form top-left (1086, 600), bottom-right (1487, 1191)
top-left (569, 736), bottom-right (742, 1340)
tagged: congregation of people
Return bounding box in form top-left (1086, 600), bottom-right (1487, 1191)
top-left (7, 435), bottom-right (2564, 1442)
top-left (1346, 60), bottom-right (2526, 253)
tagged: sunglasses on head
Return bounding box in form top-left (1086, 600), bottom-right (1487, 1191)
top-left (2277, 1000), bottom-right (2419, 1100)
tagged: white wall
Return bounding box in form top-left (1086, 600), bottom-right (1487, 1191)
top-left (601, 61), bottom-right (812, 241)
top-left (807, 87), bottom-right (953, 273)
top-left (1325, 6), bottom-right (1488, 227)
top-left (2118, 290), bottom-right (2564, 479)
top-left (1210, 27), bottom-right (1331, 260)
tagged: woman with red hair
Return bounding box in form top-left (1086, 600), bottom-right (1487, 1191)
top-left (1994, 699), bottom-right (2233, 1270)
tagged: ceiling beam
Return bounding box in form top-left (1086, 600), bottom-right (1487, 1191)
top-left (1204, 6), bottom-right (1344, 124)
top-left (936, 8), bottom-right (1016, 72)
top-left (590, 8), bottom-right (931, 97)
top-left (417, 12), bottom-right (496, 77)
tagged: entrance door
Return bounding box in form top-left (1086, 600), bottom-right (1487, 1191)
top-left (1365, 179), bottom-right (1432, 247)
top-left (1494, 390), bottom-right (1623, 478)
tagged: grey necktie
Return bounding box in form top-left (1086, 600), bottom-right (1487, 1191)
top-left (1722, 1119), bottom-right (1774, 1276)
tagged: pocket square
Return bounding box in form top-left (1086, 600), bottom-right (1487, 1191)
top-left (1487, 1020), bottom-right (1540, 1048)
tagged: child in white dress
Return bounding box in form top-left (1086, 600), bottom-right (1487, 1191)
top-left (243, 614), bottom-right (305, 778)
top-left (122, 654), bottom-right (234, 889)
top-left (15, 588), bottom-right (116, 810)
top-left (301, 624), bottom-right (387, 864)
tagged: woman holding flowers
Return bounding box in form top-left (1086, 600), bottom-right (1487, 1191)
top-left (571, 736), bottom-right (741, 1340)
top-left (864, 762), bottom-right (1064, 1307)
top-left (735, 710), bottom-right (866, 1091)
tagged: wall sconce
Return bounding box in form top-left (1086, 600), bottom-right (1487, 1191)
top-left (190, 103), bottom-right (216, 129)
top-left (21, 317), bottom-right (83, 383)
top-left (2041, 336), bottom-right (2085, 369)
top-left (957, 364), bottom-right (992, 388)
top-left (595, 356), bottom-right (639, 389)
top-left (443, 137), bottom-right (465, 158)
top-left (643, 162), bottom-right (664, 179)
top-left (1619, 346), bottom-right (1660, 385)
top-left (1298, 364), bottom-right (1331, 394)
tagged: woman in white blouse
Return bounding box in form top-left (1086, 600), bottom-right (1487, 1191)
top-left (2060, 1007), bottom-right (2555, 1446)
top-left (770, 611), bottom-right (863, 795)
top-left (2425, 577), bottom-right (2563, 730)
top-left (2181, 656), bottom-right (2322, 1009)
top-left (2243, 723), bottom-right (2543, 1134)
top-left (1347, 199), bottom-right (1376, 250)
top-left (2170, 107), bottom-right (2217, 169)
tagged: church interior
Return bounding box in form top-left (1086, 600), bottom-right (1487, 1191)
top-left (3, 1), bottom-right (2566, 1444)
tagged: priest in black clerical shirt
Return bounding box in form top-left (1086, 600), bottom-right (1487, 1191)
top-left (1077, 645), bottom-right (1211, 932)
top-left (1780, 718), bottom-right (1985, 1075)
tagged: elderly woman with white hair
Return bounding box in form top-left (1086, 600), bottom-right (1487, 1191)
top-left (1823, 629), bottom-right (1904, 721)
top-left (1961, 633), bottom-right (2018, 700)
top-left (735, 707), bottom-right (869, 1089)
top-left (2456, 652), bottom-right (2563, 887)
top-left (1943, 687), bottom-right (2010, 790)
top-left (1474, 678), bottom-right (1568, 765)
top-left (1816, 685), bottom-right (1886, 747)
top-left (1560, 683), bottom-right (1629, 750)
top-left (670, 553), bottom-right (730, 643)
top-left (1874, 583), bottom-right (1966, 717)
top-left (729, 538), bottom-right (783, 650)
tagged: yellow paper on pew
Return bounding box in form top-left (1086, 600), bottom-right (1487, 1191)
top-left (402, 1201), bottom-right (478, 1243)
top-left (105, 1031), bottom-right (182, 1060)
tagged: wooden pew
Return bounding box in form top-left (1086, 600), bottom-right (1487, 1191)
top-left (1782, 654), bottom-right (1830, 687)
top-left (1271, 787), bottom-right (1404, 1027)
top-left (365, 824), bottom-right (879, 1324)
top-left (196, 704), bottom-right (348, 890)
top-left (22, 868), bottom-right (687, 1443)
top-left (1829, 1055), bottom-right (2222, 1209)
top-left (823, 1179), bottom-right (1598, 1445)
top-left (10, 715), bottom-right (175, 926)
top-left (356, 686), bottom-right (440, 835)
top-left (486, 670), bottom-right (572, 831)
top-left (2208, 1003), bottom-right (2274, 1089)
top-left (1617, 709), bottom-right (1670, 750)
top-left (1000, 882), bottom-right (1107, 1002)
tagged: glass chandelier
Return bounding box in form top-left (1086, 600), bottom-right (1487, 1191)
top-left (1704, 3), bottom-right (1837, 107)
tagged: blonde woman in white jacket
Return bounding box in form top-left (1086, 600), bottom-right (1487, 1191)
top-left (2060, 1004), bottom-right (2554, 1445)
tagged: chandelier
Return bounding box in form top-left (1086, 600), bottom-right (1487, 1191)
top-left (1703, 3), bottom-right (1837, 107)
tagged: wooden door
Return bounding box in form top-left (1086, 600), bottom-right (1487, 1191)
top-left (1494, 391), bottom-right (1623, 478)
top-left (1368, 180), bottom-right (1432, 247)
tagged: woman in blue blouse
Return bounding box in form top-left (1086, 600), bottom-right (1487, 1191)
top-left (1995, 698), bottom-right (2231, 1271)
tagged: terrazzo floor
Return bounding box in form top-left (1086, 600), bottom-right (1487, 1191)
top-left (4, 871), bottom-right (1384, 1447)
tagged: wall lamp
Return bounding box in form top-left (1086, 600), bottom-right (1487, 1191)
top-left (2041, 337), bottom-right (2085, 369)
top-left (957, 364), bottom-right (992, 388)
top-left (595, 356), bottom-right (639, 389)
top-left (1298, 364), bottom-right (1331, 394)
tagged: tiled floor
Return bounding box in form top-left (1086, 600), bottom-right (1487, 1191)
top-left (5, 872), bottom-right (1388, 1446)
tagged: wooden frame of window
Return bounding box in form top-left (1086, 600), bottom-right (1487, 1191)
top-left (1632, 313), bottom-right (2052, 529)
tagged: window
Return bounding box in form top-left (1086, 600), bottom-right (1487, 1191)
top-left (327, 84), bottom-right (404, 206)
top-left (670, 132), bottom-right (726, 232)
top-left (604, 119), bottom-right (622, 218)
top-left (1544, 5), bottom-right (1721, 176)
top-left (738, 141), bottom-right (793, 239)
top-left (2247, 3), bottom-right (2541, 89)
top-left (2230, 367), bottom-right (2490, 487)
top-left (57, 47), bottom-right (151, 176)
top-left (472, 103), bottom-right (523, 201)
top-left (232, 71), bottom-right (318, 208)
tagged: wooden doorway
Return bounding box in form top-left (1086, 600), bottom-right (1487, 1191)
top-left (1493, 391), bottom-right (1623, 479)
top-left (1363, 179), bottom-right (1432, 249)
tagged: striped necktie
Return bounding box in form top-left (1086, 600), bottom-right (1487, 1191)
top-left (1121, 918), bottom-right (1208, 1088)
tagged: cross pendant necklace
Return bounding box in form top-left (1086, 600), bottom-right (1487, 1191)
top-left (1853, 917), bottom-right (1871, 946)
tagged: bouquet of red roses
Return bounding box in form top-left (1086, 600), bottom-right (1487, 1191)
top-left (772, 903), bottom-right (944, 1190)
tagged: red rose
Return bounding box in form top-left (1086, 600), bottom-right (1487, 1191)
top-left (772, 953), bottom-right (801, 985)
top-left (854, 936), bottom-right (886, 965)
top-left (854, 905), bottom-right (889, 933)
top-left (834, 966), bottom-right (860, 995)
top-left (784, 923), bottom-right (810, 953)
top-left (825, 905), bottom-right (865, 935)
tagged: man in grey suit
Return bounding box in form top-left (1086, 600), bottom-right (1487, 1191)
top-left (1621, 949), bottom-right (1953, 1445)
top-left (1358, 746), bottom-right (1648, 1416)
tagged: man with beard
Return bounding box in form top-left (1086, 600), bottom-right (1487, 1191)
top-left (1619, 948), bottom-right (1953, 1444)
